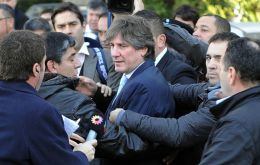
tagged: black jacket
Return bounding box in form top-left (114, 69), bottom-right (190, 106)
top-left (112, 83), bottom-right (219, 165)
top-left (157, 50), bottom-right (198, 85)
top-left (38, 73), bottom-right (97, 137)
top-left (200, 85), bottom-right (260, 164)
top-left (164, 23), bottom-right (208, 82)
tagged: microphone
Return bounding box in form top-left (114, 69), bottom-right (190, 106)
top-left (86, 112), bottom-right (105, 141)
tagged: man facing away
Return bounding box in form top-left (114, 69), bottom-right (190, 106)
top-left (0, 30), bottom-right (96, 164)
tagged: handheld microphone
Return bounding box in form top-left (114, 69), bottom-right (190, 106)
top-left (86, 113), bottom-right (105, 141)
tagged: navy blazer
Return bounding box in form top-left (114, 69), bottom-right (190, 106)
top-left (157, 50), bottom-right (198, 84)
top-left (0, 81), bottom-right (89, 165)
top-left (106, 59), bottom-right (175, 118)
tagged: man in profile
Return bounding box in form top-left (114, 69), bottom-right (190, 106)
top-left (0, 30), bottom-right (96, 164)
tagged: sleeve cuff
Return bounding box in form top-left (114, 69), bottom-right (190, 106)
top-left (115, 110), bottom-right (125, 125)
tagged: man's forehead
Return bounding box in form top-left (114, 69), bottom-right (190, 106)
top-left (207, 41), bottom-right (228, 56)
top-left (54, 11), bottom-right (79, 21)
top-left (88, 8), bottom-right (103, 14)
top-left (196, 16), bottom-right (216, 27)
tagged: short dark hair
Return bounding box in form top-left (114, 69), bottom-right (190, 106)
top-left (174, 5), bottom-right (199, 26)
top-left (0, 3), bottom-right (14, 18)
top-left (208, 32), bottom-right (240, 44)
top-left (106, 15), bottom-right (155, 60)
top-left (204, 14), bottom-right (230, 33)
top-left (224, 38), bottom-right (260, 83)
top-left (0, 30), bottom-right (45, 81)
top-left (23, 18), bottom-right (51, 33)
top-left (43, 32), bottom-right (76, 67)
top-left (51, 2), bottom-right (84, 27)
top-left (134, 10), bottom-right (164, 38)
top-left (87, 0), bottom-right (107, 13)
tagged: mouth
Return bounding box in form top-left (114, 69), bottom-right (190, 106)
top-left (114, 60), bottom-right (123, 64)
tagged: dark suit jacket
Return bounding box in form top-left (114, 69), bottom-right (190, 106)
top-left (157, 50), bottom-right (198, 84)
top-left (106, 59), bottom-right (175, 118)
top-left (81, 48), bottom-right (121, 91)
top-left (14, 8), bottom-right (28, 30)
top-left (0, 81), bottom-right (88, 165)
top-left (99, 60), bottom-right (175, 165)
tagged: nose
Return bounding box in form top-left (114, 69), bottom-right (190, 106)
top-left (193, 29), bottom-right (200, 38)
top-left (207, 59), bottom-right (217, 70)
top-left (111, 46), bottom-right (120, 58)
top-left (74, 58), bottom-right (81, 69)
top-left (63, 26), bottom-right (72, 35)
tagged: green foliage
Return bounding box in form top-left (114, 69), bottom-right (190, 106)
top-left (143, 0), bottom-right (260, 22)
top-left (143, 0), bottom-right (174, 18)
top-left (17, 0), bottom-right (62, 11)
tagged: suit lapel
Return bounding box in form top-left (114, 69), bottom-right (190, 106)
top-left (82, 49), bottom-right (97, 80)
top-left (156, 51), bottom-right (170, 72)
top-left (130, 59), bottom-right (154, 80)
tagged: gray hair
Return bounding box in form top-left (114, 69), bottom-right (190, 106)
top-left (106, 15), bottom-right (155, 59)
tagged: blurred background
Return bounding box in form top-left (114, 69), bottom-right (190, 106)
top-left (18, 0), bottom-right (260, 22)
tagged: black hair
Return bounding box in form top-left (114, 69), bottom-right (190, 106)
top-left (224, 38), bottom-right (260, 83)
top-left (51, 2), bottom-right (84, 26)
top-left (43, 32), bottom-right (76, 67)
top-left (23, 18), bottom-right (51, 33)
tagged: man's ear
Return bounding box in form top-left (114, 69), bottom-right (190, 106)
top-left (46, 60), bottom-right (58, 73)
top-left (228, 66), bottom-right (237, 86)
top-left (157, 34), bottom-right (166, 48)
top-left (140, 47), bottom-right (148, 57)
top-left (32, 63), bottom-right (40, 77)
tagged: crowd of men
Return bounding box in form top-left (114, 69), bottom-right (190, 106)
top-left (0, 0), bottom-right (260, 165)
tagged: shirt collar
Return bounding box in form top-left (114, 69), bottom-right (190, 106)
top-left (78, 42), bottom-right (89, 56)
top-left (154, 47), bottom-right (167, 66)
top-left (125, 62), bottom-right (145, 79)
top-left (216, 96), bottom-right (230, 105)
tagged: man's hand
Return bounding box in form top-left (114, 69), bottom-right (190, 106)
top-left (109, 108), bottom-right (124, 124)
top-left (76, 76), bottom-right (97, 97)
top-left (73, 139), bottom-right (97, 162)
top-left (69, 133), bottom-right (86, 147)
top-left (96, 82), bottom-right (112, 97)
top-left (215, 89), bottom-right (225, 99)
top-left (162, 150), bottom-right (179, 165)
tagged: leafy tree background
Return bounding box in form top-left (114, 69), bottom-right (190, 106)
top-left (17, 0), bottom-right (259, 22)
top-left (143, 0), bottom-right (260, 22)
top-left (17, 0), bottom-right (62, 12)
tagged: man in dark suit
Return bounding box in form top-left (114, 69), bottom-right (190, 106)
top-left (99, 15), bottom-right (175, 165)
top-left (0, 30), bottom-right (96, 164)
top-left (135, 10), bottom-right (198, 85)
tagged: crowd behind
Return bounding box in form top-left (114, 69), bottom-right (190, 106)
top-left (0, 0), bottom-right (260, 165)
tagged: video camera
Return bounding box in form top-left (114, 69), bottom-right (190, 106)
top-left (104, 0), bottom-right (134, 14)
